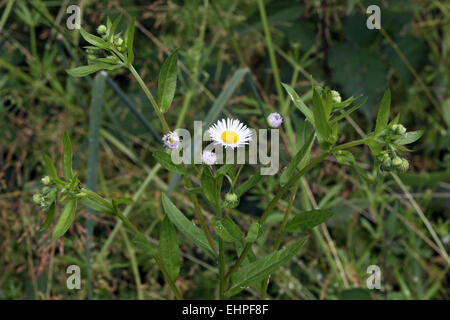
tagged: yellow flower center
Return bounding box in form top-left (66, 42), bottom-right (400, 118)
top-left (221, 130), bottom-right (238, 144)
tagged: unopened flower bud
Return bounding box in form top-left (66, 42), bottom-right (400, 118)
top-left (399, 159), bottom-right (409, 172)
top-left (33, 194), bottom-right (42, 204)
top-left (396, 124), bottom-right (406, 135)
top-left (41, 176), bottom-right (51, 185)
top-left (392, 156), bottom-right (403, 168)
top-left (381, 155), bottom-right (391, 168)
top-left (331, 90), bottom-right (341, 103)
top-left (225, 192), bottom-right (238, 203)
top-left (115, 37), bottom-right (123, 46)
top-left (97, 25), bottom-right (107, 35)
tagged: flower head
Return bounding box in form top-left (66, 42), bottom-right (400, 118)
top-left (267, 112), bottom-right (283, 128)
top-left (208, 118), bottom-right (252, 149)
top-left (162, 132), bottom-right (180, 149)
top-left (202, 151), bottom-right (217, 165)
top-left (97, 25), bottom-right (107, 35)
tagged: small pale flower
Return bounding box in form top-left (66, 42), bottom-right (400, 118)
top-left (267, 112), bottom-right (283, 128)
top-left (41, 176), bottom-right (51, 185)
top-left (208, 118), bottom-right (252, 149)
top-left (97, 25), bottom-right (107, 35)
top-left (202, 151), bottom-right (217, 165)
top-left (162, 131), bottom-right (180, 149)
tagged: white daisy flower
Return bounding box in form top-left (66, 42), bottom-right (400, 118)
top-left (208, 118), bottom-right (252, 149)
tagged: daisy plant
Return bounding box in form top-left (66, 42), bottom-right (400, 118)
top-left (33, 16), bottom-right (423, 300)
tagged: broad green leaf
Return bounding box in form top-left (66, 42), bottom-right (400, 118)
top-left (125, 18), bottom-right (135, 64)
top-left (161, 193), bottom-right (216, 258)
top-left (40, 201), bottom-right (56, 231)
top-left (285, 209), bottom-right (334, 233)
top-left (52, 199), bottom-right (77, 238)
top-left (159, 217), bottom-right (180, 282)
top-left (225, 238), bottom-right (307, 297)
top-left (282, 83), bottom-right (314, 125)
top-left (66, 62), bottom-right (122, 77)
top-left (133, 233), bottom-right (156, 256)
top-left (79, 192), bottom-right (115, 215)
top-left (312, 87), bottom-right (332, 144)
top-left (245, 222), bottom-right (261, 243)
top-left (235, 173), bottom-right (262, 197)
top-left (156, 50), bottom-right (179, 113)
top-left (108, 15), bottom-right (122, 42)
top-left (375, 89), bottom-right (391, 134)
top-left (80, 29), bottom-right (109, 50)
top-left (280, 130), bottom-right (314, 186)
top-left (153, 150), bottom-right (185, 175)
top-left (63, 132), bottom-right (73, 180)
top-left (201, 170), bottom-right (218, 208)
top-left (394, 130), bottom-right (423, 145)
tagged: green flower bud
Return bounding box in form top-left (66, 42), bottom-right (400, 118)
top-left (396, 124), bottom-right (406, 135)
top-left (97, 24), bottom-right (107, 35)
top-left (114, 37), bottom-right (123, 46)
top-left (225, 192), bottom-right (238, 203)
top-left (399, 159), bottom-right (409, 172)
top-left (41, 175), bottom-right (51, 185)
top-left (392, 156), bottom-right (403, 168)
top-left (331, 90), bottom-right (341, 103)
top-left (381, 155), bottom-right (391, 168)
top-left (33, 194), bottom-right (42, 204)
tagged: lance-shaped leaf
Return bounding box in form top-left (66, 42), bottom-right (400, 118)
top-left (282, 83), bottom-right (314, 125)
top-left (52, 199), bottom-right (77, 238)
top-left (159, 217), bottom-right (180, 282)
top-left (66, 62), bottom-right (122, 77)
top-left (280, 130), bottom-right (314, 186)
top-left (80, 29), bottom-right (109, 50)
top-left (43, 155), bottom-right (64, 185)
top-left (285, 209), bottom-right (334, 233)
top-left (125, 18), bottom-right (135, 64)
top-left (63, 132), bottom-right (73, 180)
top-left (394, 130), bottom-right (423, 145)
top-left (221, 217), bottom-right (244, 241)
top-left (375, 89), bottom-right (391, 135)
top-left (133, 233), bottom-right (156, 256)
top-left (312, 87), bottom-right (332, 144)
top-left (156, 50), bottom-right (179, 113)
top-left (225, 238), bottom-right (307, 297)
top-left (245, 222), bottom-right (261, 243)
top-left (213, 219), bottom-right (236, 242)
top-left (40, 201), bottom-right (56, 231)
top-left (235, 173), bottom-right (262, 197)
top-left (153, 150), bottom-right (185, 175)
top-left (161, 193), bottom-right (216, 258)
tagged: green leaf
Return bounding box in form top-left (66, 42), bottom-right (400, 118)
top-left (161, 193), bottom-right (216, 258)
top-left (125, 18), bottom-right (135, 64)
top-left (364, 137), bottom-right (384, 156)
top-left (133, 233), bottom-right (156, 256)
top-left (66, 62), bottom-right (122, 77)
top-left (280, 130), bottom-right (314, 186)
top-left (235, 173), bottom-right (262, 197)
top-left (43, 154), bottom-right (63, 185)
top-left (312, 87), bottom-right (332, 144)
top-left (79, 192), bottom-right (115, 215)
top-left (375, 89), bottom-right (391, 134)
top-left (63, 132), bottom-right (73, 180)
top-left (80, 29), bottom-right (109, 50)
top-left (213, 219), bottom-right (236, 242)
top-left (108, 15), bottom-right (122, 42)
top-left (153, 150), bottom-right (185, 175)
top-left (282, 83), bottom-right (314, 125)
top-left (221, 217), bottom-right (244, 241)
top-left (285, 209), bottom-right (334, 233)
top-left (159, 217), bottom-right (180, 282)
top-left (52, 199), bottom-right (77, 238)
top-left (40, 201), bottom-right (56, 231)
top-left (201, 170), bottom-right (219, 208)
top-left (156, 50), bottom-right (179, 113)
top-left (338, 288), bottom-right (373, 300)
top-left (214, 164), bottom-right (235, 180)
top-left (394, 130), bottom-right (423, 145)
top-left (225, 238), bottom-right (307, 297)
top-left (245, 222), bottom-right (261, 243)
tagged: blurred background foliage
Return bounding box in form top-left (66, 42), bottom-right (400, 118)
top-left (0, 0), bottom-right (449, 299)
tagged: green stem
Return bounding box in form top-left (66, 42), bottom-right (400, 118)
top-left (217, 177), bottom-right (225, 299)
top-left (257, 0), bottom-right (284, 105)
